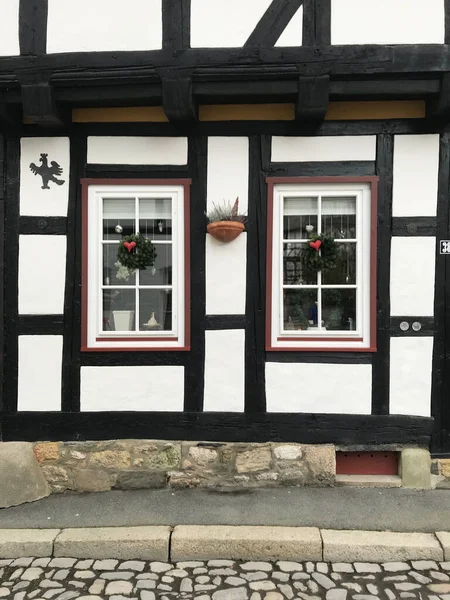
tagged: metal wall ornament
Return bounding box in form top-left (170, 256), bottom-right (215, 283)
top-left (29, 153), bottom-right (65, 189)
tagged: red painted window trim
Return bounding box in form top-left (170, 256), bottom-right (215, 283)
top-left (266, 176), bottom-right (378, 353)
top-left (81, 178), bottom-right (191, 352)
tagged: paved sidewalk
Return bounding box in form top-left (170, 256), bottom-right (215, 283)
top-left (0, 487), bottom-right (449, 532)
top-left (1, 556), bottom-right (450, 600)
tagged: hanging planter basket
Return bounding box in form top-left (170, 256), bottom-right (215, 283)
top-left (207, 220), bottom-right (245, 243)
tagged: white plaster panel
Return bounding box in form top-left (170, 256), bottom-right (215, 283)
top-left (207, 137), bottom-right (249, 213)
top-left (275, 5), bottom-right (303, 47)
top-left (87, 137), bottom-right (188, 166)
top-left (390, 238), bottom-right (436, 316)
top-left (204, 330), bottom-right (245, 412)
top-left (266, 362), bottom-right (372, 413)
top-left (390, 337), bottom-right (433, 417)
top-left (393, 135), bottom-right (439, 217)
top-left (0, 0), bottom-right (20, 56)
top-left (80, 366), bottom-right (184, 411)
top-left (331, 0), bottom-right (444, 44)
top-left (47, 0), bottom-right (162, 53)
top-left (191, 0), bottom-right (272, 47)
top-left (271, 136), bottom-right (376, 163)
top-left (19, 236), bottom-right (67, 315)
top-left (20, 137), bottom-right (70, 217)
top-left (206, 234), bottom-right (247, 315)
top-left (18, 336), bottom-right (63, 411)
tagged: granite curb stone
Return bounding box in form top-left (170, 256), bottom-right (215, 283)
top-left (0, 527), bottom-right (448, 562)
top-left (171, 526), bottom-right (322, 561)
top-left (53, 527), bottom-right (171, 560)
top-left (322, 529), bottom-right (444, 562)
top-left (0, 529), bottom-right (60, 558)
top-left (436, 532), bottom-right (450, 561)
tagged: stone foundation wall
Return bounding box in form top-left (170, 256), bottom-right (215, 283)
top-left (431, 458), bottom-right (450, 488)
top-left (33, 440), bottom-right (336, 493)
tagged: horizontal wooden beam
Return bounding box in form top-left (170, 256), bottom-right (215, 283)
top-left (19, 216), bottom-right (67, 235)
top-left (391, 216), bottom-right (437, 236)
top-left (0, 412), bottom-right (434, 445)
top-left (0, 412), bottom-right (433, 446)
top-left (18, 315), bottom-right (64, 335)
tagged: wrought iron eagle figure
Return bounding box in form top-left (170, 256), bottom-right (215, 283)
top-left (29, 153), bottom-right (65, 189)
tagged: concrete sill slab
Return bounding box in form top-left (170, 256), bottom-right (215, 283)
top-left (336, 474), bottom-right (401, 488)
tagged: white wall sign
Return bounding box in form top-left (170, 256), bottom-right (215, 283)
top-left (20, 137), bottom-right (70, 217)
top-left (440, 240), bottom-right (450, 254)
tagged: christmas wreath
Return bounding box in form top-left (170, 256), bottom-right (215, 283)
top-left (117, 233), bottom-right (157, 271)
top-left (301, 234), bottom-right (338, 273)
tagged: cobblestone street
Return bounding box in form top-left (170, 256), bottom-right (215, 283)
top-left (1, 558), bottom-right (450, 600)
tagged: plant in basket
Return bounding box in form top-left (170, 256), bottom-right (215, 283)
top-left (206, 197), bottom-right (246, 242)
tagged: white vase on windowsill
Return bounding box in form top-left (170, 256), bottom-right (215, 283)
top-left (113, 310), bottom-right (135, 331)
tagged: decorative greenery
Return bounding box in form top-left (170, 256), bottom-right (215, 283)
top-left (301, 234), bottom-right (338, 273)
top-left (117, 233), bottom-right (157, 271)
top-left (206, 197), bottom-right (246, 224)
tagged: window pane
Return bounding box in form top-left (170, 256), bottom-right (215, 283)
top-left (103, 244), bottom-right (136, 286)
top-left (321, 196), bottom-right (356, 239)
top-left (139, 289), bottom-right (173, 332)
top-left (139, 198), bottom-right (172, 241)
top-left (103, 288), bottom-right (135, 331)
top-left (103, 198), bottom-right (135, 240)
top-left (322, 243), bottom-right (356, 285)
top-left (322, 289), bottom-right (357, 332)
top-left (283, 242), bottom-right (317, 285)
top-left (283, 197), bottom-right (318, 239)
top-left (283, 289), bottom-right (318, 331)
top-left (139, 243), bottom-right (172, 286)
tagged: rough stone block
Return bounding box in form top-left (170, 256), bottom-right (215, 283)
top-left (171, 526), bottom-right (322, 561)
top-left (440, 459), bottom-right (450, 478)
top-left (147, 446), bottom-right (181, 470)
top-left (90, 451), bottom-right (131, 470)
top-left (72, 469), bottom-right (112, 493)
top-left (54, 527), bottom-right (171, 560)
top-left (401, 448), bottom-right (431, 489)
top-left (303, 445), bottom-right (335, 485)
top-left (188, 446), bottom-right (218, 466)
top-left (235, 448), bottom-right (271, 473)
top-left (0, 442), bottom-right (51, 507)
top-left (322, 530), bottom-right (443, 562)
top-left (114, 471), bottom-right (166, 490)
top-left (436, 532), bottom-right (450, 561)
top-left (34, 443), bottom-right (59, 463)
top-left (273, 445), bottom-right (302, 460)
top-left (0, 529), bottom-right (59, 558)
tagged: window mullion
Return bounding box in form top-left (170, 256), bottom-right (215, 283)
top-left (318, 194), bottom-right (322, 332)
top-left (279, 193), bottom-right (285, 334)
top-left (135, 196), bottom-right (139, 332)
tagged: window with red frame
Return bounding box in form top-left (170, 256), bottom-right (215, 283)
top-left (81, 180), bottom-right (190, 351)
top-left (266, 178), bottom-right (377, 352)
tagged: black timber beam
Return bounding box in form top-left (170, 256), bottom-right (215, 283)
top-left (244, 0), bottom-right (303, 48)
top-left (296, 75), bottom-right (329, 121)
top-left (21, 82), bottom-right (69, 127)
top-left (161, 74), bottom-right (197, 122)
top-left (1, 45), bottom-right (450, 78)
top-left (0, 412), bottom-right (434, 446)
top-left (427, 72), bottom-right (450, 120)
top-left (19, 0), bottom-right (48, 56)
top-left (0, 98), bottom-right (21, 126)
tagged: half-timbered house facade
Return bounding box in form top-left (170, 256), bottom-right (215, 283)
top-left (0, 0), bottom-right (449, 489)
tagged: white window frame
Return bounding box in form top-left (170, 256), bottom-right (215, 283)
top-left (84, 183), bottom-right (187, 350)
top-left (268, 180), bottom-right (376, 351)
